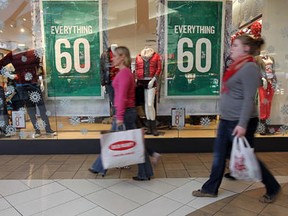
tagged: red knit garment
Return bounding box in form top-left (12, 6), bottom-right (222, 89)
top-left (222, 55), bottom-right (255, 93)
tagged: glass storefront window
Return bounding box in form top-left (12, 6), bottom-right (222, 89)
top-left (0, 0), bottom-right (287, 141)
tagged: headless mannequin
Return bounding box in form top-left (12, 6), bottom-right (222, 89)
top-left (0, 50), bottom-right (56, 137)
top-left (100, 44), bottom-right (119, 117)
top-left (256, 50), bottom-right (277, 135)
top-left (135, 47), bottom-right (162, 136)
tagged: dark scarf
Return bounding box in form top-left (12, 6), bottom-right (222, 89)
top-left (221, 55), bottom-right (255, 93)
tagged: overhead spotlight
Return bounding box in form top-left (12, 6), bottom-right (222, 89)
top-left (20, 28), bottom-right (25, 32)
top-left (10, 24), bottom-right (14, 28)
top-left (0, 30), bottom-right (3, 33)
top-left (23, 18), bottom-right (27, 21)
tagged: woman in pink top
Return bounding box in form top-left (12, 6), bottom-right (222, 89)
top-left (111, 46), bottom-right (136, 130)
top-left (89, 47), bottom-right (153, 180)
top-left (113, 46), bottom-right (154, 181)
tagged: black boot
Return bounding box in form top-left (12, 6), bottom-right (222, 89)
top-left (145, 120), bottom-right (152, 135)
top-left (151, 120), bottom-right (159, 136)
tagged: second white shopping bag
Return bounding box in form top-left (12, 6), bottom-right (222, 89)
top-left (100, 128), bottom-right (145, 169)
top-left (229, 136), bottom-right (262, 182)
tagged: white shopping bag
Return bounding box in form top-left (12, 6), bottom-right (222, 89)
top-left (229, 136), bottom-right (262, 182)
top-left (101, 128), bottom-right (145, 169)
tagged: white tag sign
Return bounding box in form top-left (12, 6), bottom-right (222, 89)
top-left (171, 108), bottom-right (185, 128)
top-left (12, 111), bottom-right (26, 128)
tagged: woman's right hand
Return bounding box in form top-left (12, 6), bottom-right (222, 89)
top-left (232, 125), bottom-right (246, 137)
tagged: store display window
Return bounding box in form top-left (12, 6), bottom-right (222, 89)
top-left (0, 0), bottom-right (287, 141)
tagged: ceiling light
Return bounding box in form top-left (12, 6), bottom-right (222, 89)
top-left (0, 30), bottom-right (3, 33)
top-left (18, 44), bottom-right (25, 47)
top-left (20, 28), bottom-right (25, 32)
top-left (23, 18), bottom-right (27, 21)
top-left (10, 24), bottom-right (14, 28)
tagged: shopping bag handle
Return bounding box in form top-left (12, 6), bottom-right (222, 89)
top-left (116, 124), bottom-right (126, 131)
top-left (233, 136), bottom-right (252, 150)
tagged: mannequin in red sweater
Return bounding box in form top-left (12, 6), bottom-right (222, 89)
top-left (135, 47), bottom-right (162, 136)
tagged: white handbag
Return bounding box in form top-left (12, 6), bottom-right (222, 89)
top-left (100, 128), bottom-right (145, 169)
top-left (229, 136), bottom-right (262, 182)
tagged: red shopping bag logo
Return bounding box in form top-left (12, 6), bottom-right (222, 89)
top-left (109, 140), bottom-right (136, 151)
top-left (234, 156), bottom-right (246, 171)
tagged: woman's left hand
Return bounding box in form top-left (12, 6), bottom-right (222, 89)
top-left (116, 119), bottom-right (123, 126)
top-left (232, 125), bottom-right (246, 137)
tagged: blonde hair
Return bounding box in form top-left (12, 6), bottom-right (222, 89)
top-left (115, 46), bottom-right (131, 67)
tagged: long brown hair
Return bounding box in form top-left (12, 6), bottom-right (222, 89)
top-left (235, 34), bottom-right (265, 56)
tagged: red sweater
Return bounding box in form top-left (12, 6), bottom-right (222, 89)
top-left (135, 53), bottom-right (162, 79)
top-left (112, 67), bottom-right (135, 121)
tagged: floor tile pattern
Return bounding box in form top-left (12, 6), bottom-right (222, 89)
top-left (0, 153), bottom-right (287, 215)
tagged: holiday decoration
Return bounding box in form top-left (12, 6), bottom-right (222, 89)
top-left (250, 21), bottom-right (262, 38)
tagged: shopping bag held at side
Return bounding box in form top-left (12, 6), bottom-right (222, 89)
top-left (229, 136), bottom-right (262, 182)
top-left (100, 128), bottom-right (145, 169)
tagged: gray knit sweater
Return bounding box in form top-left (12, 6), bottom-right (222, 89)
top-left (219, 62), bottom-right (261, 128)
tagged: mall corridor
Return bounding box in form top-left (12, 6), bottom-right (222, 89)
top-left (0, 152), bottom-right (287, 216)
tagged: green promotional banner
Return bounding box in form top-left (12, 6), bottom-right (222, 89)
top-left (42, 1), bottom-right (101, 97)
top-left (166, 0), bottom-right (223, 97)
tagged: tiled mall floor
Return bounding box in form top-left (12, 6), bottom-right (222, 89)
top-left (0, 152), bottom-right (287, 216)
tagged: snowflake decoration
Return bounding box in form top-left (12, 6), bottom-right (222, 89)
top-left (268, 127), bottom-right (275, 134)
top-left (0, 0), bottom-right (8, 10)
top-left (0, 67), bottom-right (8, 76)
top-left (87, 116), bottom-right (95, 124)
top-left (46, 110), bottom-right (51, 116)
top-left (21, 56), bottom-right (27, 62)
top-left (280, 104), bottom-right (288, 115)
top-left (238, 0), bottom-right (245, 3)
top-left (24, 72), bottom-right (33, 81)
top-left (19, 131), bottom-right (26, 139)
top-left (281, 27), bottom-right (288, 38)
top-left (257, 122), bottom-right (265, 134)
top-left (272, 82), bottom-right (278, 90)
top-left (5, 125), bottom-right (16, 136)
top-left (35, 119), bottom-right (47, 130)
top-left (19, 107), bottom-right (27, 114)
top-left (6, 85), bottom-right (15, 95)
top-left (262, 22), bottom-right (270, 30)
top-left (69, 116), bottom-right (81, 126)
top-left (267, 46), bottom-right (275, 53)
top-left (80, 128), bottom-right (88, 135)
top-left (265, 118), bottom-right (271, 125)
top-left (0, 120), bottom-right (5, 127)
top-left (60, 99), bottom-right (71, 107)
top-left (29, 91), bottom-right (41, 103)
top-left (279, 125), bottom-right (288, 135)
top-left (57, 122), bottom-right (64, 129)
top-left (284, 116), bottom-right (288, 124)
top-left (0, 98), bottom-right (3, 106)
top-left (200, 117), bottom-right (211, 127)
top-left (34, 48), bottom-right (44, 58)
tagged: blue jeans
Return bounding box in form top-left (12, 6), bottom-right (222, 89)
top-left (92, 108), bottom-right (153, 179)
top-left (202, 118), bottom-right (280, 196)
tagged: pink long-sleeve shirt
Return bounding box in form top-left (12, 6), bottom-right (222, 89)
top-left (112, 67), bottom-right (135, 121)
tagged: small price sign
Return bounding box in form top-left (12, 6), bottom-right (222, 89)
top-left (12, 111), bottom-right (26, 128)
top-left (171, 108), bottom-right (185, 129)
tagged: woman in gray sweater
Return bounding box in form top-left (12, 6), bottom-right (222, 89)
top-left (192, 35), bottom-right (280, 203)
